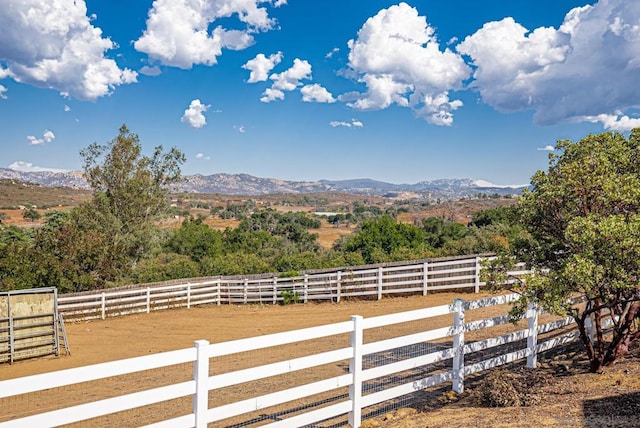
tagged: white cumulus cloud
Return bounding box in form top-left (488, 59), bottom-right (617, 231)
top-left (260, 58), bottom-right (312, 102)
top-left (344, 2), bottom-right (470, 125)
top-left (27, 130), bottom-right (56, 145)
top-left (243, 52), bottom-right (283, 83)
top-left (8, 161), bottom-right (68, 173)
top-left (537, 145), bottom-right (555, 151)
top-left (457, 0), bottom-right (640, 128)
top-left (134, 0), bottom-right (277, 69)
top-left (0, 0), bottom-right (137, 100)
top-left (579, 113), bottom-right (640, 131)
top-left (330, 119), bottom-right (363, 128)
top-left (301, 84), bottom-right (335, 103)
top-left (181, 99), bottom-right (210, 128)
top-left (195, 152), bottom-right (211, 160)
top-left (0, 84), bottom-right (6, 99)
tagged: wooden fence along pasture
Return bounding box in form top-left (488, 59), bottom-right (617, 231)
top-left (0, 293), bottom-right (582, 428)
top-left (57, 255), bottom-right (530, 321)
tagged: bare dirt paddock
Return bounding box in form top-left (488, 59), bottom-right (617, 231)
top-left (2, 293), bottom-right (639, 428)
top-left (1, 293), bottom-right (476, 380)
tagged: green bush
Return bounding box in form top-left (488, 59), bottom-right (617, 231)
top-left (280, 289), bottom-right (300, 305)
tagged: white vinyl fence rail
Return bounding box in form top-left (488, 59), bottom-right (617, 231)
top-left (0, 293), bottom-right (580, 428)
top-left (58, 255), bottom-right (530, 321)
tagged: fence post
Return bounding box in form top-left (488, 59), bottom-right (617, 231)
top-left (349, 315), bottom-right (364, 428)
top-left (336, 271), bottom-right (342, 303)
top-left (585, 314), bottom-right (596, 345)
top-left (273, 277), bottom-right (278, 305)
top-left (303, 274), bottom-right (309, 303)
top-left (452, 298), bottom-right (465, 393)
top-left (474, 256), bottom-right (481, 293)
top-left (216, 279), bottom-right (221, 306)
top-left (187, 283), bottom-right (191, 309)
top-left (527, 303), bottom-right (538, 368)
top-left (377, 267), bottom-right (383, 300)
top-left (101, 292), bottom-right (106, 320)
top-left (146, 288), bottom-right (151, 313)
top-left (422, 261), bottom-right (429, 296)
top-left (193, 340), bottom-right (210, 428)
top-left (243, 279), bottom-right (248, 304)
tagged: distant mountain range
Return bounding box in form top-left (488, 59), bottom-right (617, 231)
top-left (0, 168), bottom-right (526, 199)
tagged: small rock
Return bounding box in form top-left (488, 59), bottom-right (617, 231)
top-left (360, 419), bottom-right (381, 428)
top-left (383, 413), bottom-right (394, 421)
top-left (395, 408), bottom-right (417, 419)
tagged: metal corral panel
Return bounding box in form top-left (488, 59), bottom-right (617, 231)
top-left (0, 287), bottom-right (59, 364)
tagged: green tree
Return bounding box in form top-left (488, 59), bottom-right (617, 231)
top-left (421, 217), bottom-right (467, 248)
top-left (81, 124), bottom-right (185, 231)
top-left (80, 125), bottom-right (184, 270)
top-left (337, 215), bottom-right (431, 264)
top-left (469, 205), bottom-right (517, 228)
top-left (7, 125), bottom-right (188, 291)
top-left (132, 253), bottom-right (201, 283)
top-left (167, 216), bottom-right (223, 262)
top-left (486, 129), bottom-right (640, 372)
top-left (22, 208), bottom-right (41, 222)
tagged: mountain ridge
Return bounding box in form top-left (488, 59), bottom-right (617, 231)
top-left (0, 168), bottom-right (526, 199)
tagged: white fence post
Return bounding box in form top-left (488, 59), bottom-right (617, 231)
top-left (422, 261), bottom-right (429, 296)
top-left (101, 292), bottom-right (106, 320)
top-left (452, 298), bottom-right (465, 393)
top-left (527, 303), bottom-right (538, 368)
top-left (377, 267), bottom-right (383, 300)
top-left (146, 288), bottom-right (151, 313)
top-left (349, 315), bottom-right (364, 428)
top-left (243, 279), bottom-right (248, 304)
top-left (216, 279), bottom-right (221, 306)
top-left (187, 283), bottom-right (191, 309)
top-left (336, 271), bottom-right (342, 303)
top-left (193, 340), bottom-right (210, 428)
top-left (303, 274), bottom-right (309, 303)
top-left (474, 256), bottom-right (481, 293)
top-left (273, 277), bottom-right (278, 305)
top-left (585, 314), bottom-right (596, 345)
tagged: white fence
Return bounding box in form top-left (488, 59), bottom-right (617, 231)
top-left (0, 293), bottom-right (579, 428)
top-left (58, 255), bottom-right (530, 321)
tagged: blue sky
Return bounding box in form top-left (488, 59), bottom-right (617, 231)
top-left (1, 0), bottom-right (639, 186)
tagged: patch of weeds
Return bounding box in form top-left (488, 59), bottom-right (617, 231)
top-left (280, 289), bottom-right (300, 305)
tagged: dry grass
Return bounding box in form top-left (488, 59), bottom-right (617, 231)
top-left (312, 218), bottom-right (354, 249)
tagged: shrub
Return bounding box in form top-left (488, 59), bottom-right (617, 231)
top-left (280, 289), bottom-right (300, 305)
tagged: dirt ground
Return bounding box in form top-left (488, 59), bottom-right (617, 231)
top-left (379, 343), bottom-right (640, 428)
top-left (1, 293), bottom-right (474, 380)
top-left (2, 293), bottom-right (639, 427)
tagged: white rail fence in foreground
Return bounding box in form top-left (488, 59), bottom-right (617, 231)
top-left (58, 255), bottom-right (530, 321)
top-left (0, 293), bottom-right (580, 428)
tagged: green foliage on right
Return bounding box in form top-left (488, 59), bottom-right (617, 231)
top-left (485, 128), bottom-right (640, 372)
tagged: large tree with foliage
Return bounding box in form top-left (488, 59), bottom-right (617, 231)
top-left (81, 125), bottom-right (185, 232)
top-left (70, 125), bottom-right (185, 286)
top-left (486, 129), bottom-right (640, 372)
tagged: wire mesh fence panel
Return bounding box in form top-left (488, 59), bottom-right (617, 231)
top-left (0, 361), bottom-right (193, 425)
top-left (207, 329), bottom-right (353, 427)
